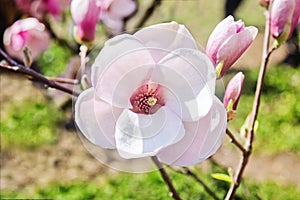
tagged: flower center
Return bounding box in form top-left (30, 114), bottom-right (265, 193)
top-left (130, 83), bottom-right (164, 114)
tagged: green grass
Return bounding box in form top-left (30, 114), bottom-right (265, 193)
top-left (227, 65), bottom-right (300, 154)
top-left (1, 168), bottom-right (299, 200)
top-left (0, 99), bottom-right (63, 149)
top-left (38, 41), bottom-right (73, 77)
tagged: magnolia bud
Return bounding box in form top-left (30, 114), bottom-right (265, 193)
top-left (206, 16), bottom-right (258, 78)
top-left (71, 0), bottom-right (101, 43)
top-left (270, 0), bottom-right (300, 44)
top-left (223, 72), bottom-right (245, 112)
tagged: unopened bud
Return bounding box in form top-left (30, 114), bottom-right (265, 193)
top-left (224, 72), bottom-right (244, 112)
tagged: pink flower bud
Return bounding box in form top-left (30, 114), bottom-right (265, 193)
top-left (3, 17), bottom-right (50, 61)
top-left (15, 0), bottom-right (71, 20)
top-left (206, 16), bottom-right (258, 78)
top-left (71, 0), bottom-right (101, 42)
top-left (100, 0), bottom-right (137, 36)
top-left (223, 72), bottom-right (244, 110)
top-left (270, 0), bottom-right (300, 43)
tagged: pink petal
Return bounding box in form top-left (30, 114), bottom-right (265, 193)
top-left (3, 17), bottom-right (50, 60)
top-left (151, 49), bottom-right (215, 121)
top-left (92, 34), bottom-right (155, 108)
top-left (157, 97), bottom-right (227, 166)
top-left (134, 21), bottom-right (198, 62)
top-left (100, 13), bottom-right (125, 35)
top-left (108, 0), bottom-right (137, 19)
top-left (270, 0), bottom-right (295, 38)
top-left (206, 15), bottom-right (238, 64)
top-left (290, 0), bottom-right (300, 39)
top-left (223, 72), bottom-right (245, 110)
top-left (11, 34), bottom-right (25, 51)
top-left (217, 26), bottom-right (258, 77)
top-left (75, 88), bottom-right (123, 149)
top-left (115, 106), bottom-right (185, 158)
top-left (71, 0), bottom-right (101, 41)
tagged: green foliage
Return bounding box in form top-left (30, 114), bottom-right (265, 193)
top-left (38, 41), bottom-right (73, 77)
top-left (1, 169), bottom-right (299, 200)
top-left (228, 65), bottom-right (300, 154)
top-left (1, 99), bottom-right (63, 149)
top-left (211, 173), bottom-right (232, 183)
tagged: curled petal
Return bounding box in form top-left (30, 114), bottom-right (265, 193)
top-left (115, 107), bottom-right (185, 158)
top-left (134, 21), bottom-right (198, 62)
top-left (75, 88), bottom-right (123, 148)
top-left (206, 15), bottom-right (239, 64)
top-left (157, 97), bottom-right (227, 166)
top-left (217, 26), bottom-right (258, 77)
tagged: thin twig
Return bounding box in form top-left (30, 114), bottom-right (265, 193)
top-left (0, 48), bottom-right (80, 97)
top-left (151, 156), bottom-right (182, 200)
top-left (226, 129), bottom-right (246, 154)
top-left (47, 77), bottom-right (79, 85)
top-left (170, 167), bottom-right (220, 200)
top-left (225, 4), bottom-right (277, 199)
top-left (135, 0), bottom-right (162, 29)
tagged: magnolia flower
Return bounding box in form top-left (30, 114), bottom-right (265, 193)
top-left (206, 16), bottom-right (258, 78)
top-left (75, 22), bottom-right (227, 166)
top-left (100, 0), bottom-right (137, 35)
top-left (3, 17), bottom-right (50, 61)
top-left (223, 72), bottom-right (244, 111)
top-left (71, 0), bottom-right (102, 43)
top-left (15, 0), bottom-right (71, 20)
top-left (270, 0), bottom-right (300, 43)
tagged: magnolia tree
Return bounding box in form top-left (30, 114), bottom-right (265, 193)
top-left (1, 0), bottom-right (299, 199)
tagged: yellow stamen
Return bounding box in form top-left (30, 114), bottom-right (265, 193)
top-left (147, 97), bottom-right (157, 106)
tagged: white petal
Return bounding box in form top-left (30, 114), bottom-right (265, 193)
top-left (151, 49), bottom-right (215, 121)
top-left (92, 34), bottom-right (155, 108)
top-left (134, 22), bottom-right (198, 62)
top-left (115, 107), bottom-right (185, 158)
top-left (75, 87), bottom-right (123, 148)
top-left (157, 97), bottom-right (227, 166)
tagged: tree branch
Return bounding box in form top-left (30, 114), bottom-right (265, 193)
top-left (170, 167), bottom-right (220, 200)
top-left (225, 5), bottom-right (277, 199)
top-left (226, 128), bottom-right (246, 154)
top-left (151, 156), bottom-right (182, 200)
top-left (0, 48), bottom-right (80, 97)
top-left (135, 0), bottom-right (162, 29)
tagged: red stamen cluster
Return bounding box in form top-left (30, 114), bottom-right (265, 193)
top-left (130, 84), bottom-right (164, 114)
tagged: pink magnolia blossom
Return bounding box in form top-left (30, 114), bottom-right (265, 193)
top-left (15, 0), bottom-right (71, 20)
top-left (100, 0), bottom-right (137, 35)
top-left (75, 22), bottom-right (227, 166)
top-left (3, 17), bottom-right (50, 61)
top-left (223, 72), bottom-right (244, 110)
top-left (270, 0), bottom-right (300, 43)
top-left (71, 0), bottom-right (102, 42)
top-left (206, 16), bottom-right (258, 78)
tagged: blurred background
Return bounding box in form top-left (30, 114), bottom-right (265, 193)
top-left (1, 0), bottom-right (300, 199)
